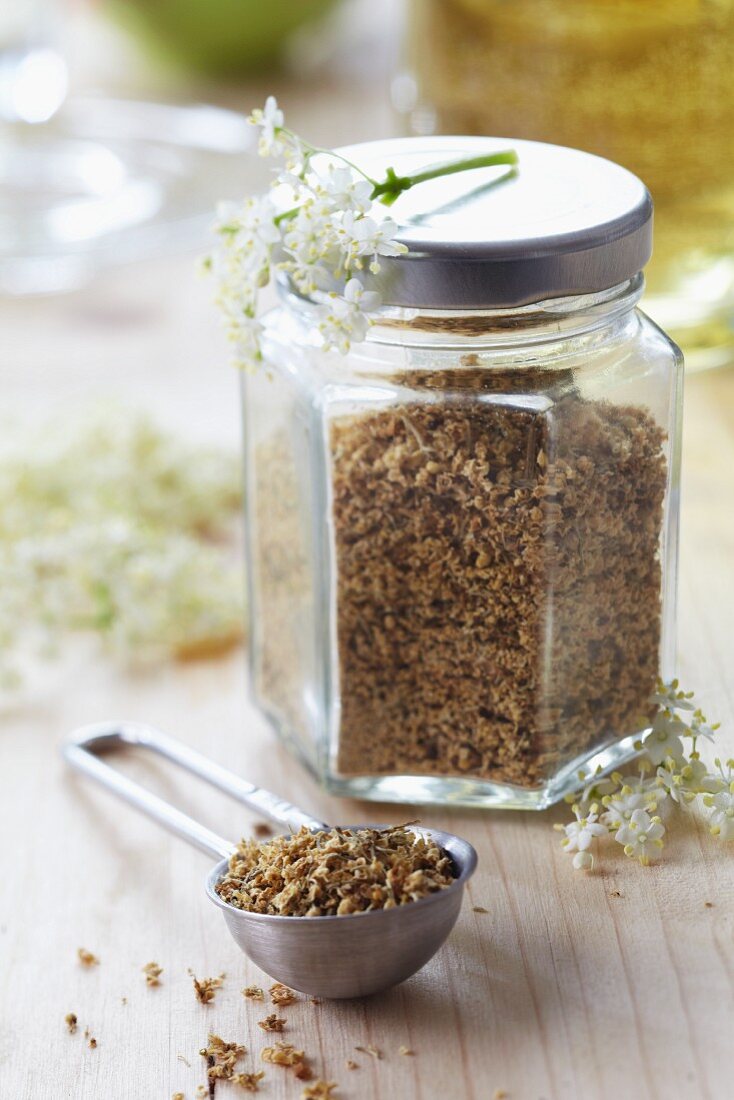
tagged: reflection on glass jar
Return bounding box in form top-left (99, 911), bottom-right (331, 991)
top-left (242, 137), bottom-right (683, 809)
top-left (399, 0), bottom-right (734, 370)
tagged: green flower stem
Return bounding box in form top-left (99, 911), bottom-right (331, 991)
top-left (274, 128), bottom-right (519, 211)
top-left (273, 208), bottom-right (299, 227)
top-left (371, 151), bottom-right (519, 205)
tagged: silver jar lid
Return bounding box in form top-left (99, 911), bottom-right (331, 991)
top-left (338, 136), bottom-right (652, 309)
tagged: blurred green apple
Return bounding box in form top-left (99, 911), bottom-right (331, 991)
top-left (105, 0), bottom-right (340, 74)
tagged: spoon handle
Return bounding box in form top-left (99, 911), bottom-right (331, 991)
top-left (62, 721), bottom-right (327, 862)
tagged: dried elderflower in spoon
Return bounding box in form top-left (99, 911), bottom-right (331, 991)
top-left (215, 823), bottom-right (455, 917)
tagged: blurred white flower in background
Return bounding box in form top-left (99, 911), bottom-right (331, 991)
top-left (0, 408), bottom-right (244, 690)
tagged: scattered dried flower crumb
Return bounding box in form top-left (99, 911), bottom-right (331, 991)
top-left (309, 997), bottom-right (322, 1005)
top-left (302, 1082), bottom-right (338, 1100)
top-left (196, 1087), bottom-right (208, 1099)
top-left (200, 1034), bottom-right (246, 1082)
top-left (121, 996), bottom-right (128, 1005)
top-left (231, 1071), bottom-right (265, 1092)
top-left (258, 1013), bottom-right (286, 1032)
top-left (345, 1060), bottom-right (358, 1071)
top-left (609, 891), bottom-right (622, 898)
top-left (355, 1045), bottom-right (382, 1060)
top-left (262, 1041), bottom-right (306, 1068)
top-left (398, 1046), bottom-right (414, 1056)
top-left (142, 961), bottom-right (163, 986)
top-left (270, 982), bottom-right (296, 1006)
top-left (493, 1090), bottom-right (508, 1100)
top-left (77, 948), bottom-right (99, 967)
top-left (64, 1013), bottom-right (78, 1034)
top-left (217, 824), bottom-right (454, 917)
top-left (173, 1093), bottom-right (185, 1100)
top-left (242, 985), bottom-right (265, 1000)
top-left (254, 823), bottom-right (273, 838)
top-left (472, 906), bottom-right (489, 914)
top-left (705, 901), bottom-right (714, 908)
top-left (261, 1042), bottom-right (302, 1066)
top-left (178, 1054), bottom-right (191, 1067)
top-left (189, 970), bottom-right (225, 1005)
top-left (88, 1037), bottom-right (98, 1049)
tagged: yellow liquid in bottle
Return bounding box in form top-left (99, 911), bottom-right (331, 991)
top-left (406, 0), bottom-right (734, 368)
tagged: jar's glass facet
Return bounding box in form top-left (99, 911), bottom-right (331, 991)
top-left (243, 284), bottom-right (682, 808)
top-left (243, 357), bottom-right (323, 769)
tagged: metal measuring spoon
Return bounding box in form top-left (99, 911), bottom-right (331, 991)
top-left (63, 721), bottom-right (478, 999)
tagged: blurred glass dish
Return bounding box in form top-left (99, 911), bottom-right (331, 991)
top-left (103, 0), bottom-right (339, 75)
top-left (0, 0), bottom-right (67, 124)
top-left (0, 96), bottom-right (253, 295)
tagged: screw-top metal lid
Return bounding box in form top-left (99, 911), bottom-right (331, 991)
top-left (338, 136), bottom-right (653, 309)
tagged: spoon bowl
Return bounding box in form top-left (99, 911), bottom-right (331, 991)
top-left (206, 824), bottom-right (476, 998)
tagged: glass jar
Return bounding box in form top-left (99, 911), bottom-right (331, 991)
top-left (398, 0), bottom-right (734, 371)
top-left (242, 137), bottom-right (683, 809)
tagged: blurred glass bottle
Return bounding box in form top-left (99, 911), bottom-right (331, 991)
top-left (396, 0), bottom-right (734, 370)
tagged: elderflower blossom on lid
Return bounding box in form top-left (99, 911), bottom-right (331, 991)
top-left (207, 97), bottom-right (410, 368)
top-left (210, 97), bottom-right (654, 366)
top-left (207, 97), bottom-right (519, 367)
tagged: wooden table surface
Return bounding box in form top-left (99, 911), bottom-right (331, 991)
top-left (2, 49), bottom-right (734, 1100)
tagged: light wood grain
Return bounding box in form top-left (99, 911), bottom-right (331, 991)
top-left (1, 56), bottom-right (733, 1100)
top-left (2, 297), bottom-right (732, 1100)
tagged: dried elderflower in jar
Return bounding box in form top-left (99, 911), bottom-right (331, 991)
top-left (242, 137), bottom-right (682, 809)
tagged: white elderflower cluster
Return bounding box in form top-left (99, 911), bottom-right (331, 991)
top-left (555, 804), bottom-right (607, 871)
top-left (208, 96), bottom-right (407, 368)
top-left (209, 98), bottom-right (519, 366)
top-left (556, 680), bottom-right (732, 871)
top-left (0, 410), bottom-right (243, 689)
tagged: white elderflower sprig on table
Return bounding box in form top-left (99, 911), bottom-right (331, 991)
top-left (556, 679), bottom-right (731, 872)
top-left (614, 809), bottom-right (666, 866)
top-left (554, 803), bottom-right (607, 871)
top-left (600, 781), bottom-right (660, 828)
top-left (207, 96), bottom-right (518, 368)
top-left (655, 756), bottom-right (719, 804)
top-left (687, 710), bottom-right (719, 745)
top-left (703, 759), bottom-right (734, 840)
top-left (648, 678), bottom-right (695, 712)
top-left (567, 765), bottom-right (621, 810)
top-left (640, 708), bottom-right (688, 765)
